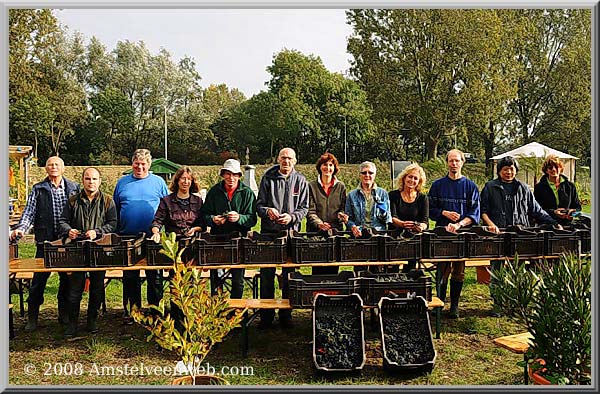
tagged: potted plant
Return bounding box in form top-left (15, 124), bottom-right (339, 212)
top-left (491, 252), bottom-right (591, 385)
top-left (131, 232), bottom-right (246, 385)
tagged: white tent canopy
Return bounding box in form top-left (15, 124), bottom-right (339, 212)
top-left (491, 142), bottom-right (578, 187)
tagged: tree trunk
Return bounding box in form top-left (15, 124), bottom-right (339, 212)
top-left (484, 121), bottom-right (496, 179)
top-left (425, 136), bottom-right (438, 160)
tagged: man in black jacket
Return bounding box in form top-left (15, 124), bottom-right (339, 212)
top-left (59, 167), bottom-right (117, 337)
top-left (10, 156), bottom-right (80, 332)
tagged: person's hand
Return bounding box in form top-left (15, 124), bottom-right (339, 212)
top-left (68, 229), bottom-right (81, 239)
top-left (226, 211), bottom-right (240, 223)
top-left (267, 208), bottom-right (280, 221)
top-left (276, 213), bottom-right (292, 225)
top-left (554, 208), bottom-right (569, 220)
top-left (412, 223), bottom-right (425, 233)
top-left (555, 224), bottom-right (564, 231)
top-left (84, 229), bottom-right (97, 240)
top-left (185, 227), bottom-right (201, 237)
top-left (443, 210), bottom-right (461, 222)
top-left (486, 224), bottom-right (500, 234)
top-left (150, 232), bottom-right (161, 243)
top-left (337, 212), bottom-right (349, 224)
top-left (446, 223), bottom-right (461, 233)
top-left (318, 222), bottom-right (332, 231)
top-left (403, 220), bottom-right (416, 229)
top-left (351, 225), bottom-right (362, 238)
top-left (212, 215), bottom-right (227, 226)
top-left (10, 229), bottom-right (23, 241)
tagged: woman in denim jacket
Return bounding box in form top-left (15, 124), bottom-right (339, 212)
top-left (345, 161), bottom-right (392, 236)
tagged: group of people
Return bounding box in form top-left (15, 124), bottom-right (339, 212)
top-left (10, 146), bottom-right (581, 337)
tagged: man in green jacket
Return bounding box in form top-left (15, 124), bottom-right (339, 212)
top-left (202, 159), bottom-right (257, 298)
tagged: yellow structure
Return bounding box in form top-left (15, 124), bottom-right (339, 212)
top-left (9, 145), bottom-right (33, 223)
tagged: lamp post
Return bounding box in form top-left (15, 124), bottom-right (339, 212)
top-left (164, 106), bottom-right (168, 160)
top-left (338, 114), bottom-right (347, 164)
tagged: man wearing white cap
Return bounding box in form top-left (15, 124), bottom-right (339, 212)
top-left (202, 159), bottom-right (257, 298)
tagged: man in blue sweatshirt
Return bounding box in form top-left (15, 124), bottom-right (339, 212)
top-left (428, 149), bottom-right (480, 318)
top-left (256, 147), bottom-right (309, 329)
top-left (113, 149), bottom-right (168, 323)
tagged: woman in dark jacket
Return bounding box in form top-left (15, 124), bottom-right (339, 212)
top-left (534, 155), bottom-right (582, 226)
top-left (388, 163), bottom-right (429, 273)
top-left (307, 152), bottom-right (347, 275)
top-left (150, 166), bottom-right (204, 242)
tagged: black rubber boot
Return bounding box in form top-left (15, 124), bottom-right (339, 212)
top-left (64, 305), bottom-right (80, 338)
top-left (437, 279), bottom-right (448, 303)
top-left (58, 299), bottom-right (70, 327)
top-left (448, 279), bottom-right (463, 319)
top-left (24, 304), bottom-right (40, 332)
top-left (87, 309), bottom-right (99, 333)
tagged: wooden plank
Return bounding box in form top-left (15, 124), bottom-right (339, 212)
top-left (15, 271), bottom-right (34, 280)
top-left (9, 258), bottom-right (173, 273)
top-left (428, 296), bottom-right (443, 309)
top-left (227, 298), bottom-right (291, 309)
top-left (493, 332), bottom-right (533, 354)
top-left (228, 297), bottom-right (442, 311)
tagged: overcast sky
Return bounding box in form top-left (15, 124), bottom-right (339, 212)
top-left (55, 8), bottom-right (353, 98)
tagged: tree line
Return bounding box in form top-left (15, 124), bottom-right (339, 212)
top-left (9, 9), bottom-right (591, 170)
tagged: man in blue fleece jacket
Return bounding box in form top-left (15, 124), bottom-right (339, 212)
top-left (113, 149), bottom-right (168, 322)
top-left (428, 149), bottom-right (480, 319)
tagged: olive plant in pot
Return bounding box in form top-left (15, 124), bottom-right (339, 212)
top-left (131, 232), bottom-right (246, 385)
top-left (491, 252), bottom-right (591, 385)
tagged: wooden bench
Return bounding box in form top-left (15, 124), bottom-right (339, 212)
top-left (493, 331), bottom-right (532, 384)
top-left (227, 296), bottom-right (444, 358)
top-left (10, 271), bottom-right (35, 317)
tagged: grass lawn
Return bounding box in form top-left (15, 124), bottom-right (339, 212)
top-left (9, 240), bottom-right (531, 386)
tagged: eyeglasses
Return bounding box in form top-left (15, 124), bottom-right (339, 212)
top-left (360, 171), bottom-right (375, 175)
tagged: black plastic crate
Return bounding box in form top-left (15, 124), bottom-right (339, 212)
top-left (544, 229), bottom-right (581, 256)
top-left (565, 221), bottom-right (591, 254)
top-left (462, 227), bottom-right (506, 259)
top-left (89, 233), bottom-right (145, 267)
top-left (380, 230), bottom-right (422, 261)
top-left (43, 239), bottom-right (89, 268)
top-left (580, 229), bottom-right (591, 254)
top-left (335, 231), bottom-right (381, 262)
top-left (422, 228), bottom-right (466, 259)
top-left (313, 293), bottom-right (366, 372)
top-left (378, 296), bottom-right (436, 373)
top-left (196, 231), bottom-right (241, 265)
top-left (146, 236), bottom-right (197, 266)
top-left (9, 241), bottom-right (18, 260)
top-left (241, 231), bottom-right (288, 264)
top-left (357, 271), bottom-right (432, 306)
top-left (289, 231), bottom-right (336, 264)
top-left (289, 271), bottom-right (357, 308)
top-left (505, 226), bottom-right (546, 258)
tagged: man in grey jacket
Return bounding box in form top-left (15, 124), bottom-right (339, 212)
top-left (257, 147), bottom-right (309, 329)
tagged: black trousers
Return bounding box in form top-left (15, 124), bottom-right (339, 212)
top-left (28, 244), bottom-right (70, 308)
top-left (67, 271), bottom-right (105, 316)
top-left (123, 270), bottom-right (163, 313)
top-left (210, 268), bottom-right (245, 299)
top-left (260, 267), bottom-right (294, 322)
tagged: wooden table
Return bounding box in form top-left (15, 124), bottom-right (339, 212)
top-left (8, 258), bottom-right (172, 273)
top-left (493, 331), bottom-right (533, 384)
